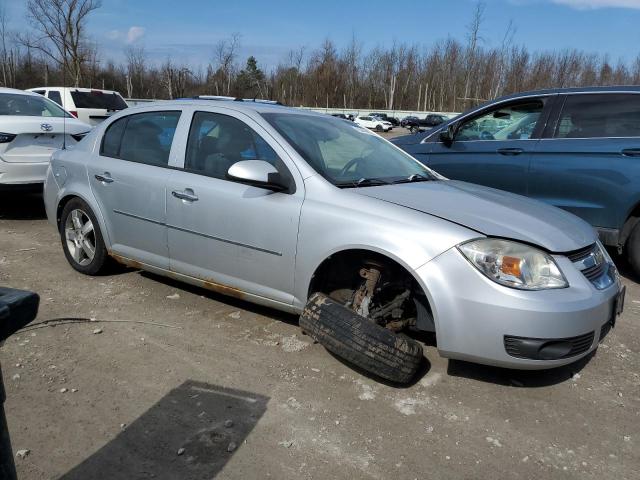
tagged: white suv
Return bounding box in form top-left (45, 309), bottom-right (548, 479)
top-left (28, 87), bottom-right (128, 126)
top-left (354, 115), bottom-right (393, 132)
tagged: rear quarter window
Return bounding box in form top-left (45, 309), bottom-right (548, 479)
top-left (70, 91), bottom-right (128, 110)
top-left (555, 94), bottom-right (640, 138)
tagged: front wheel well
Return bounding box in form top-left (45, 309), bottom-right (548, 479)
top-left (307, 249), bottom-right (435, 333)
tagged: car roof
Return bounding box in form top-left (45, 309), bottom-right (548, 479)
top-left (121, 99), bottom-right (327, 118)
top-left (27, 86), bottom-right (123, 95)
top-left (0, 87), bottom-right (43, 97)
top-left (495, 85), bottom-right (640, 102)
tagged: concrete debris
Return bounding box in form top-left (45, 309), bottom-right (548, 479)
top-left (278, 440), bottom-right (294, 448)
top-left (486, 436), bottom-right (503, 448)
top-left (227, 442), bottom-right (237, 452)
top-left (92, 328), bottom-right (103, 335)
top-left (15, 449), bottom-right (30, 459)
top-left (11, 374), bottom-right (20, 380)
top-left (280, 334), bottom-right (310, 352)
top-left (60, 388), bottom-right (68, 393)
top-left (177, 447), bottom-right (185, 456)
top-left (224, 419), bottom-right (234, 428)
top-left (166, 293), bottom-right (181, 300)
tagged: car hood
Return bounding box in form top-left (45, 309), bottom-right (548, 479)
top-left (354, 180), bottom-right (596, 252)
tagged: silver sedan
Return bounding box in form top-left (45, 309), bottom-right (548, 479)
top-left (43, 100), bottom-right (624, 370)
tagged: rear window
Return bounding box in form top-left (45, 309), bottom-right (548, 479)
top-left (0, 93), bottom-right (70, 117)
top-left (70, 91), bottom-right (128, 110)
top-left (555, 94), bottom-right (640, 139)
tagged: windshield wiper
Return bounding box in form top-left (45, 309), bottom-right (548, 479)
top-left (335, 177), bottom-right (391, 188)
top-left (392, 173), bottom-right (435, 184)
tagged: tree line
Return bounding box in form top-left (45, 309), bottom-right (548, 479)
top-left (2, 0), bottom-right (639, 113)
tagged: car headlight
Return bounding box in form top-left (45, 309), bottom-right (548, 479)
top-left (458, 238), bottom-right (568, 290)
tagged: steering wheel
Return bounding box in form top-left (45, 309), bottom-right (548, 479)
top-left (480, 130), bottom-right (495, 141)
top-left (338, 157), bottom-right (364, 177)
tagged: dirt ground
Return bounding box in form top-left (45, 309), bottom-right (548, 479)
top-left (1, 187), bottom-right (638, 480)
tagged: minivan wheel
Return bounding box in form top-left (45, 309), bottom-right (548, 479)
top-left (376, 124), bottom-right (383, 132)
top-left (300, 292), bottom-right (423, 384)
top-left (626, 222), bottom-right (640, 277)
top-left (60, 198), bottom-right (110, 275)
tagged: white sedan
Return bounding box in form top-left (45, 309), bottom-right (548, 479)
top-left (354, 115), bottom-right (393, 132)
top-left (0, 88), bottom-right (91, 189)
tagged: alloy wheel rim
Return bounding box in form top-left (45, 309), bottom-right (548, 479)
top-left (64, 209), bottom-right (96, 266)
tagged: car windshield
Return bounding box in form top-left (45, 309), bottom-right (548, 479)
top-left (262, 112), bottom-right (439, 186)
top-left (70, 91), bottom-right (128, 110)
top-left (0, 93), bottom-right (71, 117)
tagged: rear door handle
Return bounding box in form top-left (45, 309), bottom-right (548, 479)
top-left (621, 148), bottom-right (640, 157)
top-left (171, 189), bottom-right (199, 202)
top-left (497, 148), bottom-right (524, 156)
top-left (94, 172), bottom-right (114, 183)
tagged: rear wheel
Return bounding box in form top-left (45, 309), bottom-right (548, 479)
top-left (60, 198), bottom-right (110, 275)
top-left (375, 124), bottom-right (383, 132)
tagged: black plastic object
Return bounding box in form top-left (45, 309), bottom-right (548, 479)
top-left (0, 287), bottom-right (40, 343)
top-left (0, 287), bottom-right (39, 480)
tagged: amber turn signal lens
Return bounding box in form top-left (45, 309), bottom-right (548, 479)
top-left (500, 256), bottom-right (522, 277)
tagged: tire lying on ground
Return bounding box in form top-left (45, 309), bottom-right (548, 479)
top-left (300, 292), bottom-right (423, 384)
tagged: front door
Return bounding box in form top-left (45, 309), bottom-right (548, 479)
top-left (87, 109), bottom-right (182, 268)
top-left (425, 97), bottom-right (553, 195)
top-left (166, 109), bottom-right (304, 305)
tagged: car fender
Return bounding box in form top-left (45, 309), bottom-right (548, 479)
top-left (292, 176), bottom-right (479, 309)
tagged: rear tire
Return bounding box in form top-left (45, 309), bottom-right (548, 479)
top-left (626, 222), bottom-right (640, 277)
top-left (376, 124), bottom-right (383, 132)
top-left (300, 293), bottom-right (423, 384)
top-left (60, 198), bottom-right (110, 275)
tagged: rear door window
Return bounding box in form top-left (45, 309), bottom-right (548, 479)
top-left (47, 90), bottom-right (62, 106)
top-left (70, 91), bottom-right (128, 110)
top-left (554, 94), bottom-right (640, 138)
top-left (100, 111), bottom-right (181, 166)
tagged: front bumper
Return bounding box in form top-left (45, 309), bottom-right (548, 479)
top-left (0, 159), bottom-right (49, 185)
top-left (416, 247), bottom-right (620, 369)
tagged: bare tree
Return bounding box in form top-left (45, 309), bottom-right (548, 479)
top-left (125, 45), bottom-right (146, 98)
top-left (462, 1), bottom-right (485, 110)
top-left (19, 0), bottom-right (101, 86)
top-left (212, 33), bottom-right (240, 95)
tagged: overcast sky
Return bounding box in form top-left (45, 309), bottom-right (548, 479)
top-left (5, 0), bottom-right (640, 70)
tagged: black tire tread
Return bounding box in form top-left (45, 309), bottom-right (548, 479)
top-left (300, 293), bottom-right (423, 384)
top-left (627, 222), bottom-right (640, 276)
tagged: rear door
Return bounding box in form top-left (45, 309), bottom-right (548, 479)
top-left (87, 109), bottom-right (183, 268)
top-left (529, 92), bottom-right (640, 234)
top-left (423, 96), bottom-right (554, 195)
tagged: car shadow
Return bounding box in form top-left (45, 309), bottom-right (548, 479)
top-left (58, 380), bottom-right (269, 480)
top-left (0, 191), bottom-right (46, 220)
top-left (446, 349), bottom-right (596, 388)
top-left (139, 271), bottom-right (300, 327)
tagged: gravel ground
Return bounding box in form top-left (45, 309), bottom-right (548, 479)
top-left (1, 187), bottom-right (638, 480)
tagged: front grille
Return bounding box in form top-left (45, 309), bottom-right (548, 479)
top-left (567, 243), bottom-right (612, 288)
top-left (567, 244), bottom-right (596, 263)
top-left (504, 331), bottom-right (595, 360)
top-left (582, 262), bottom-right (607, 281)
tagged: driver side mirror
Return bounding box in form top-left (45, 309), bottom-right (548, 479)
top-left (227, 160), bottom-right (288, 192)
top-left (439, 123), bottom-right (457, 147)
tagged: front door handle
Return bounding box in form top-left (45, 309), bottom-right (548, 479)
top-left (94, 172), bottom-right (114, 183)
top-left (497, 148), bottom-right (524, 156)
top-left (621, 148), bottom-right (640, 157)
top-left (171, 189), bottom-right (199, 202)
